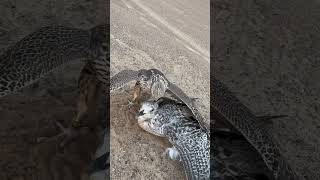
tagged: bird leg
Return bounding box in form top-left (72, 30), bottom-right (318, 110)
top-left (55, 121), bottom-right (80, 149)
top-left (127, 81), bottom-right (142, 108)
top-left (72, 62), bottom-right (102, 128)
top-left (39, 62), bottom-right (102, 149)
top-left (36, 120), bottom-right (80, 150)
top-left (163, 147), bottom-right (181, 161)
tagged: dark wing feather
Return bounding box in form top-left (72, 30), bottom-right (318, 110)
top-left (110, 69), bottom-right (139, 92)
top-left (167, 82), bottom-right (209, 131)
top-left (211, 77), bottom-right (299, 180)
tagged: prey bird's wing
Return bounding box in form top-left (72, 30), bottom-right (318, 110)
top-left (110, 69), bottom-right (139, 93)
top-left (167, 82), bottom-right (209, 131)
top-left (173, 137), bottom-right (209, 180)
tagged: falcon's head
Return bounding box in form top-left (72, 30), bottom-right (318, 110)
top-left (137, 69), bottom-right (153, 91)
top-left (137, 69), bottom-right (152, 81)
top-left (137, 69), bottom-right (169, 96)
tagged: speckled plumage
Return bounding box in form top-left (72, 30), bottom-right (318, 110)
top-left (137, 97), bottom-right (210, 180)
top-left (211, 77), bottom-right (300, 180)
top-left (0, 24), bottom-right (110, 98)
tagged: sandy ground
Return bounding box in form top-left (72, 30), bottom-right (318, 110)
top-left (110, 0), bottom-right (209, 179)
top-left (213, 0), bottom-right (320, 179)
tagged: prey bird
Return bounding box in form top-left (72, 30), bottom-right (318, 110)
top-left (135, 97), bottom-right (278, 180)
top-left (136, 97), bottom-right (210, 180)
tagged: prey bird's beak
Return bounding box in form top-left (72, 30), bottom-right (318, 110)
top-left (138, 110), bottom-right (145, 116)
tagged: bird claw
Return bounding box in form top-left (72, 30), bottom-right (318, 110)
top-left (127, 99), bottom-right (135, 108)
top-left (127, 98), bottom-right (140, 109)
top-left (163, 147), bottom-right (181, 161)
top-left (38, 121), bottom-right (80, 150)
top-left (56, 123), bottom-right (79, 149)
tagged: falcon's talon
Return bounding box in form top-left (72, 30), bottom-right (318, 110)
top-left (38, 121), bottom-right (80, 149)
top-left (127, 99), bottom-right (139, 108)
top-left (71, 120), bottom-right (86, 128)
top-left (55, 122), bottom-right (80, 149)
top-left (127, 99), bottom-right (134, 106)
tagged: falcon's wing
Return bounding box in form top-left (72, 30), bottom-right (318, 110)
top-left (167, 82), bottom-right (209, 131)
top-left (110, 69), bottom-right (139, 93)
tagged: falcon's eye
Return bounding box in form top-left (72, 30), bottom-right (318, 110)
top-left (150, 108), bottom-right (154, 112)
top-left (140, 75), bottom-right (149, 81)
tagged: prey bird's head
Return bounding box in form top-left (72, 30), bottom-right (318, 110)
top-left (137, 100), bottom-right (159, 121)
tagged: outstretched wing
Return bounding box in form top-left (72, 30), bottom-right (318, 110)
top-left (110, 69), bottom-right (139, 93)
top-left (167, 82), bottom-right (209, 131)
top-left (0, 26), bottom-right (91, 98)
